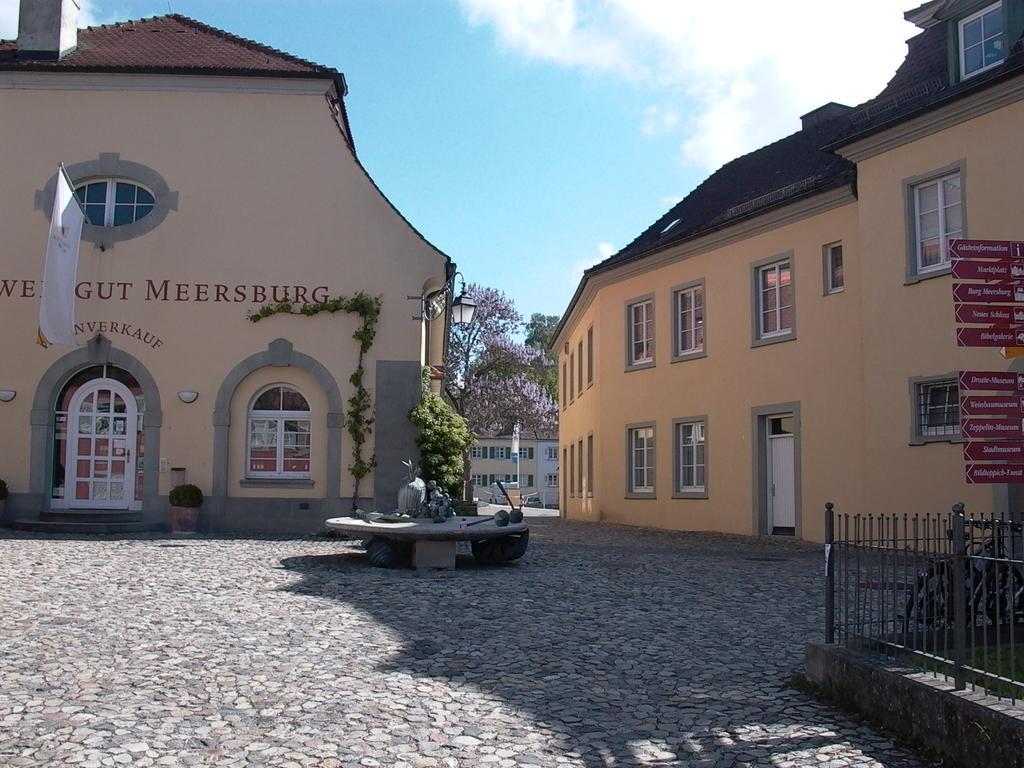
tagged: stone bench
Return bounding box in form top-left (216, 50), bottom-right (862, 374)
top-left (325, 516), bottom-right (530, 570)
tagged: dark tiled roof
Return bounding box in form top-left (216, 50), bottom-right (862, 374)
top-left (554, 8), bottom-right (1024, 345)
top-left (0, 15), bottom-right (338, 78)
top-left (595, 119), bottom-right (856, 273)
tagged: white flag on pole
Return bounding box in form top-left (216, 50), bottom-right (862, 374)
top-left (37, 164), bottom-right (85, 348)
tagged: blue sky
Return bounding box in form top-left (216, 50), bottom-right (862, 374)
top-left (1, 1), bottom-right (916, 322)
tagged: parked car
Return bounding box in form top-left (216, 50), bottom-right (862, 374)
top-left (522, 494), bottom-right (542, 508)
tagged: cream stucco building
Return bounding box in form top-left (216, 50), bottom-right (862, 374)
top-left (0, 3), bottom-right (451, 533)
top-left (553, 0), bottom-right (1024, 542)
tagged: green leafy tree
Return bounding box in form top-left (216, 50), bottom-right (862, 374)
top-left (524, 313), bottom-right (560, 350)
top-left (409, 373), bottom-right (474, 497)
top-left (524, 313), bottom-right (560, 403)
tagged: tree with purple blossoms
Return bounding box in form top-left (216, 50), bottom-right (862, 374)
top-left (445, 285), bottom-right (558, 495)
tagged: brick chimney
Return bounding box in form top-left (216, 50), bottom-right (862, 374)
top-left (17, 0), bottom-right (80, 60)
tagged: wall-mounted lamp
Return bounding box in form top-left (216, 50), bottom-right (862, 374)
top-left (178, 391), bottom-right (199, 404)
top-left (0, 390), bottom-right (16, 402)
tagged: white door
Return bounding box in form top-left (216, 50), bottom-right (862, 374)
top-left (66, 379), bottom-right (139, 510)
top-left (767, 415), bottom-right (796, 532)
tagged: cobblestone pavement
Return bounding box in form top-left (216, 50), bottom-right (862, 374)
top-left (0, 520), bottom-right (928, 768)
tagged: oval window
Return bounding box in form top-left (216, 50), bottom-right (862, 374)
top-left (74, 179), bottom-right (155, 227)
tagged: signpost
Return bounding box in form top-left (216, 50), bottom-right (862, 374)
top-left (951, 240), bottom-right (1024, 484)
top-left (960, 395), bottom-right (1024, 417)
top-left (949, 239), bottom-right (1024, 260)
top-left (955, 304), bottom-right (1024, 325)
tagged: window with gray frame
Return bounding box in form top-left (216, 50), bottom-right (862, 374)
top-left (628, 299), bottom-right (654, 366)
top-left (756, 259), bottom-right (793, 339)
top-left (569, 350), bottom-right (575, 401)
top-left (577, 438), bottom-right (584, 496)
top-left (915, 379), bottom-right (960, 440)
top-left (577, 340), bottom-right (584, 396)
top-left (629, 426), bottom-right (655, 494)
top-left (914, 173), bottom-right (962, 274)
top-left (587, 434), bottom-right (594, 497)
top-left (960, 2), bottom-right (1004, 79)
top-left (824, 243), bottom-right (844, 293)
top-left (470, 445), bottom-right (485, 459)
top-left (546, 472), bottom-right (558, 487)
top-left (586, 326), bottom-right (594, 385)
top-left (675, 283), bottom-right (704, 356)
top-left (676, 420), bottom-right (706, 493)
top-left (561, 360), bottom-right (567, 408)
top-left (569, 442), bottom-right (576, 496)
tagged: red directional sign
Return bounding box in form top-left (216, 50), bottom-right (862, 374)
top-left (961, 418), bottom-right (1024, 439)
top-left (952, 259), bottom-right (1024, 281)
top-left (966, 464), bottom-right (1024, 484)
top-left (955, 304), bottom-right (1024, 325)
top-left (960, 370), bottom-right (1024, 392)
top-left (964, 441), bottom-right (1024, 462)
top-left (961, 395), bottom-right (1024, 417)
top-left (953, 283), bottom-right (1024, 303)
top-left (949, 239), bottom-right (1024, 260)
top-left (957, 327), bottom-right (1024, 347)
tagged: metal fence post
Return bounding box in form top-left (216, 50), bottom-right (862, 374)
top-left (825, 502), bottom-right (835, 644)
top-left (952, 504), bottom-right (967, 691)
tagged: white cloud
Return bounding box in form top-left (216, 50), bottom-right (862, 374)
top-left (460, 0), bottom-right (916, 171)
top-left (1, 2), bottom-right (103, 40)
top-left (570, 241), bottom-right (615, 286)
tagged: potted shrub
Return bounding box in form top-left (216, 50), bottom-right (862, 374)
top-left (0, 478), bottom-right (7, 521)
top-left (168, 483), bottom-right (203, 534)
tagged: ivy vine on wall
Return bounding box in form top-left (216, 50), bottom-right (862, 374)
top-left (249, 292), bottom-right (382, 510)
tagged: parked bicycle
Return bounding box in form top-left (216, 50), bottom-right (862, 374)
top-left (904, 514), bottom-right (1024, 631)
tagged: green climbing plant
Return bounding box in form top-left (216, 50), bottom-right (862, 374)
top-left (249, 292), bottom-right (382, 510)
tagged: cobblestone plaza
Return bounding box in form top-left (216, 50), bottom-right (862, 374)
top-left (0, 520), bottom-right (926, 767)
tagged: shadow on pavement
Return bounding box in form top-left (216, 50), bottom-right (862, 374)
top-left (277, 520), bottom-right (920, 767)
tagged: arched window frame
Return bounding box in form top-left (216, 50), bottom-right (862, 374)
top-left (246, 385), bottom-right (312, 479)
top-left (74, 178), bottom-right (156, 228)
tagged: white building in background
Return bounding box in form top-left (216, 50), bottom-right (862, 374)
top-left (468, 434), bottom-right (558, 507)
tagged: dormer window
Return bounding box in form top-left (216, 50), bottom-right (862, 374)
top-left (960, 2), bottom-right (1004, 80)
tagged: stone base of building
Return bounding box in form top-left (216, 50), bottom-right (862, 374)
top-left (3, 492), bottom-right (362, 535)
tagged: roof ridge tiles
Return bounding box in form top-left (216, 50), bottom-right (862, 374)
top-left (163, 14), bottom-right (338, 74)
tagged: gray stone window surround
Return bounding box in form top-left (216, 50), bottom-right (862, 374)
top-left (212, 339), bottom-right (344, 505)
top-left (903, 160), bottom-right (968, 285)
top-left (28, 334), bottom-right (163, 513)
top-left (624, 293), bottom-right (656, 372)
top-left (36, 153), bottom-right (178, 249)
top-left (822, 241), bottom-right (845, 295)
top-left (625, 421), bottom-right (657, 499)
top-left (670, 278), bottom-right (708, 363)
top-left (750, 251), bottom-right (797, 348)
top-left (909, 372), bottom-right (963, 445)
top-left (750, 401), bottom-right (802, 537)
top-left (672, 415), bottom-right (709, 500)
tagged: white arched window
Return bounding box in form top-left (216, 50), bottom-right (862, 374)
top-left (247, 386), bottom-right (311, 478)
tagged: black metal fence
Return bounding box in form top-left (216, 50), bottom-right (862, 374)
top-left (825, 502), bottom-right (1024, 701)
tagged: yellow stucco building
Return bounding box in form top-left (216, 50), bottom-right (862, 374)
top-left (553, 0), bottom-right (1024, 542)
top-left (0, 4), bottom-right (451, 533)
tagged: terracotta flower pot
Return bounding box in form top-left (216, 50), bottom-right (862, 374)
top-left (169, 505), bottom-right (199, 534)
